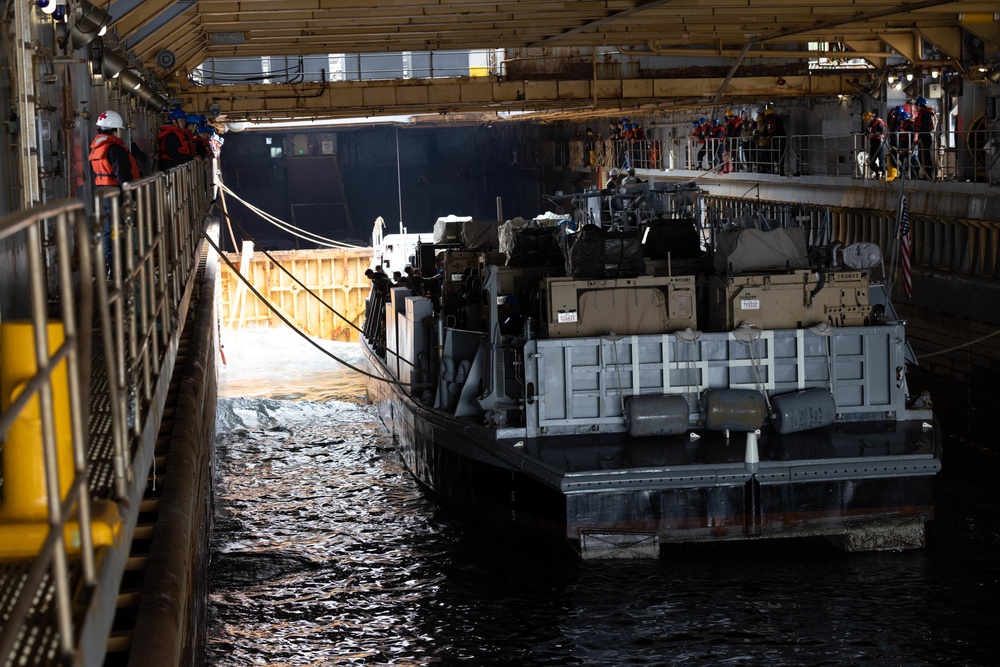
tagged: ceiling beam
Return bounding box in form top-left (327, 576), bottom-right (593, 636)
top-left (176, 72), bottom-right (861, 123)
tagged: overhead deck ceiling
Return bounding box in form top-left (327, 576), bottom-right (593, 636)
top-left (102, 0), bottom-right (1000, 121)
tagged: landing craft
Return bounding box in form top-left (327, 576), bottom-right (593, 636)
top-left (362, 181), bottom-right (941, 559)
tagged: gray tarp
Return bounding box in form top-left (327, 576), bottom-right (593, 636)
top-left (461, 220), bottom-right (500, 250)
top-left (714, 227), bottom-right (808, 274)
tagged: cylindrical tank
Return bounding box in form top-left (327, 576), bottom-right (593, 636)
top-left (703, 389), bottom-right (767, 431)
top-left (626, 395), bottom-right (689, 437)
top-left (770, 388), bottom-right (837, 434)
top-left (0, 321), bottom-right (74, 521)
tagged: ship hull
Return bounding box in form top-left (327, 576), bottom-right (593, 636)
top-left (363, 339), bottom-right (937, 558)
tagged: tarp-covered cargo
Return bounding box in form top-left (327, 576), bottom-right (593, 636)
top-left (461, 220), bottom-right (500, 250)
top-left (563, 225), bottom-right (645, 279)
top-left (433, 215), bottom-right (472, 244)
top-left (714, 227), bottom-right (808, 274)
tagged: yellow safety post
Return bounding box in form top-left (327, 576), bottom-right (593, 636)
top-left (0, 321), bottom-right (121, 560)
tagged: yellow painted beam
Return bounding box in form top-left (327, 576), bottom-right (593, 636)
top-left (917, 26), bottom-right (963, 60)
top-left (960, 21), bottom-right (1000, 51)
top-left (111, 0), bottom-right (178, 43)
top-left (879, 31), bottom-right (922, 63)
top-left (175, 73), bottom-right (859, 123)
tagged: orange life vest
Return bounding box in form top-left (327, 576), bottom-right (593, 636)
top-left (156, 124), bottom-right (192, 158)
top-left (89, 134), bottom-right (139, 186)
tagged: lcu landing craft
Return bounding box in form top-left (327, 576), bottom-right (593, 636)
top-left (362, 181), bottom-right (941, 559)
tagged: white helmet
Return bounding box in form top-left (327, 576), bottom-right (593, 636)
top-left (96, 110), bottom-right (124, 129)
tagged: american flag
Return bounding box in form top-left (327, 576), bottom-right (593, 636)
top-left (899, 196), bottom-right (912, 298)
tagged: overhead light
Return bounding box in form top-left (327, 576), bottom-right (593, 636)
top-left (887, 75), bottom-right (895, 84)
top-left (39, 0), bottom-right (57, 15)
top-left (136, 86), bottom-right (168, 112)
top-left (906, 73), bottom-right (914, 81)
top-left (931, 69), bottom-right (940, 79)
top-left (68, 1), bottom-right (113, 51)
top-left (942, 75), bottom-right (964, 95)
top-left (118, 69), bottom-right (144, 93)
top-left (101, 49), bottom-right (128, 79)
top-left (892, 80), bottom-right (902, 90)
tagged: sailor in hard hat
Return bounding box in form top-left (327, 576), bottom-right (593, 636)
top-left (89, 110), bottom-right (140, 273)
top-left (863, 110), bottom-right (886, 179)
top-left (156, 107), bottom-right (193, 171)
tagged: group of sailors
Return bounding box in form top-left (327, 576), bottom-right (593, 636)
top-left (154, 108), bottom-right (224, 171)
top-left (689, 109), bottom-right (788, 175)
top-left (581, 118), bottom-right (658, 170)
top-left (88, 106), bottom-right (224, 194)
top-left (863, 98), bottom-right (938, 180)
top-left (89, 106), bottom-right (224, 271)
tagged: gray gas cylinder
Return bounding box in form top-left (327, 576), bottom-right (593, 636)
top-left (770, 388), bottom-right (837, 434)
top-left (703, 389), bottom-right (767, 431)
top-left (625, 395), bottom-right (690, 437)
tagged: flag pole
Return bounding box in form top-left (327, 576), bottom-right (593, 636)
top-left (886, 179), bottom-right (907, 296)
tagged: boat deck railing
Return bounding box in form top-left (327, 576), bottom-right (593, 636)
top-left (552, 126), bottom-right (1000, 185)
top-left (0, 159), bottom-right (213, 666)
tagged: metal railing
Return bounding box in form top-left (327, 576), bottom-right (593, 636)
top-left (0, 158), bottom-right (212, 665)
top-left (0, 200), bottom-right (98, 659)
top-left (703, 191), bottom-right (1000, 283)
top-left (664, 128), bottom-right (1000, 184)
top-left (556, 126), bottom-right (1000, 185)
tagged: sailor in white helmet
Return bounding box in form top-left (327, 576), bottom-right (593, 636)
top-left (89, 110), bottom-right (139, 274)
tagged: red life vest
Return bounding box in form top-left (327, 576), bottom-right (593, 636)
top-left (156, 124), bottom-right (192, 158)
top-left (89, 134), bottom-right (139, 186)
top-left (915, 107), bottom-right (936, 133)
top-left (868, 118), bottom-right (886, 141)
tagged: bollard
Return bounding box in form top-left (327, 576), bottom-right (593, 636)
top-left (0, 321), bottom-right (121, 560)
top-left (0, 321), bottom-right (74, 521)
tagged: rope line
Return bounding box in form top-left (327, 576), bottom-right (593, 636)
top-left (213, 204), bottom-right (419, 370)
top-left (218, 181), bottom-right (363, 249)
top-left (916, 326), bottom-right (1000, 360)
top-left (732, 322), bottom-right (771, 411)
top-left (205, 232), bottom-right (428, 389)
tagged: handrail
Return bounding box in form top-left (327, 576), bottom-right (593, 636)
top-left (558, 126), bottom-right (1000, 185)
top-left (0, 158), bottom-right (214, 665)
top-left (702, 191), bottom-right (1000, 284)
top-left (0, 201), bottom-right (93, 659)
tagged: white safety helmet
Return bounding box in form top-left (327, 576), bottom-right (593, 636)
top-left (96, 110), bottom-right (124, 130)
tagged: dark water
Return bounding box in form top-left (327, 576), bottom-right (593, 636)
top-left (208, 331), bottom-right (999, 666)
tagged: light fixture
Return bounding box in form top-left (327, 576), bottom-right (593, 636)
top-left (942, 75), bottom-right (964, 95)
top-left (101, 49), bottom-right (128, 78)
top-left (892, 80), bottom-right (902, 90)
top-left (68, 1), bottom-right (113, 51)
top-left (906, 73), bottom-right (914, 81)
top-left (136, 86), bottom-right (168, 112)
top-left (887, 75), bottom-right (895, 84)
top-left (931, 69), bottom-right (940, 79)
top-left (40, 0), bottom-right (57, 15)
top-left (118, 68), bottom-right (144, 94)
